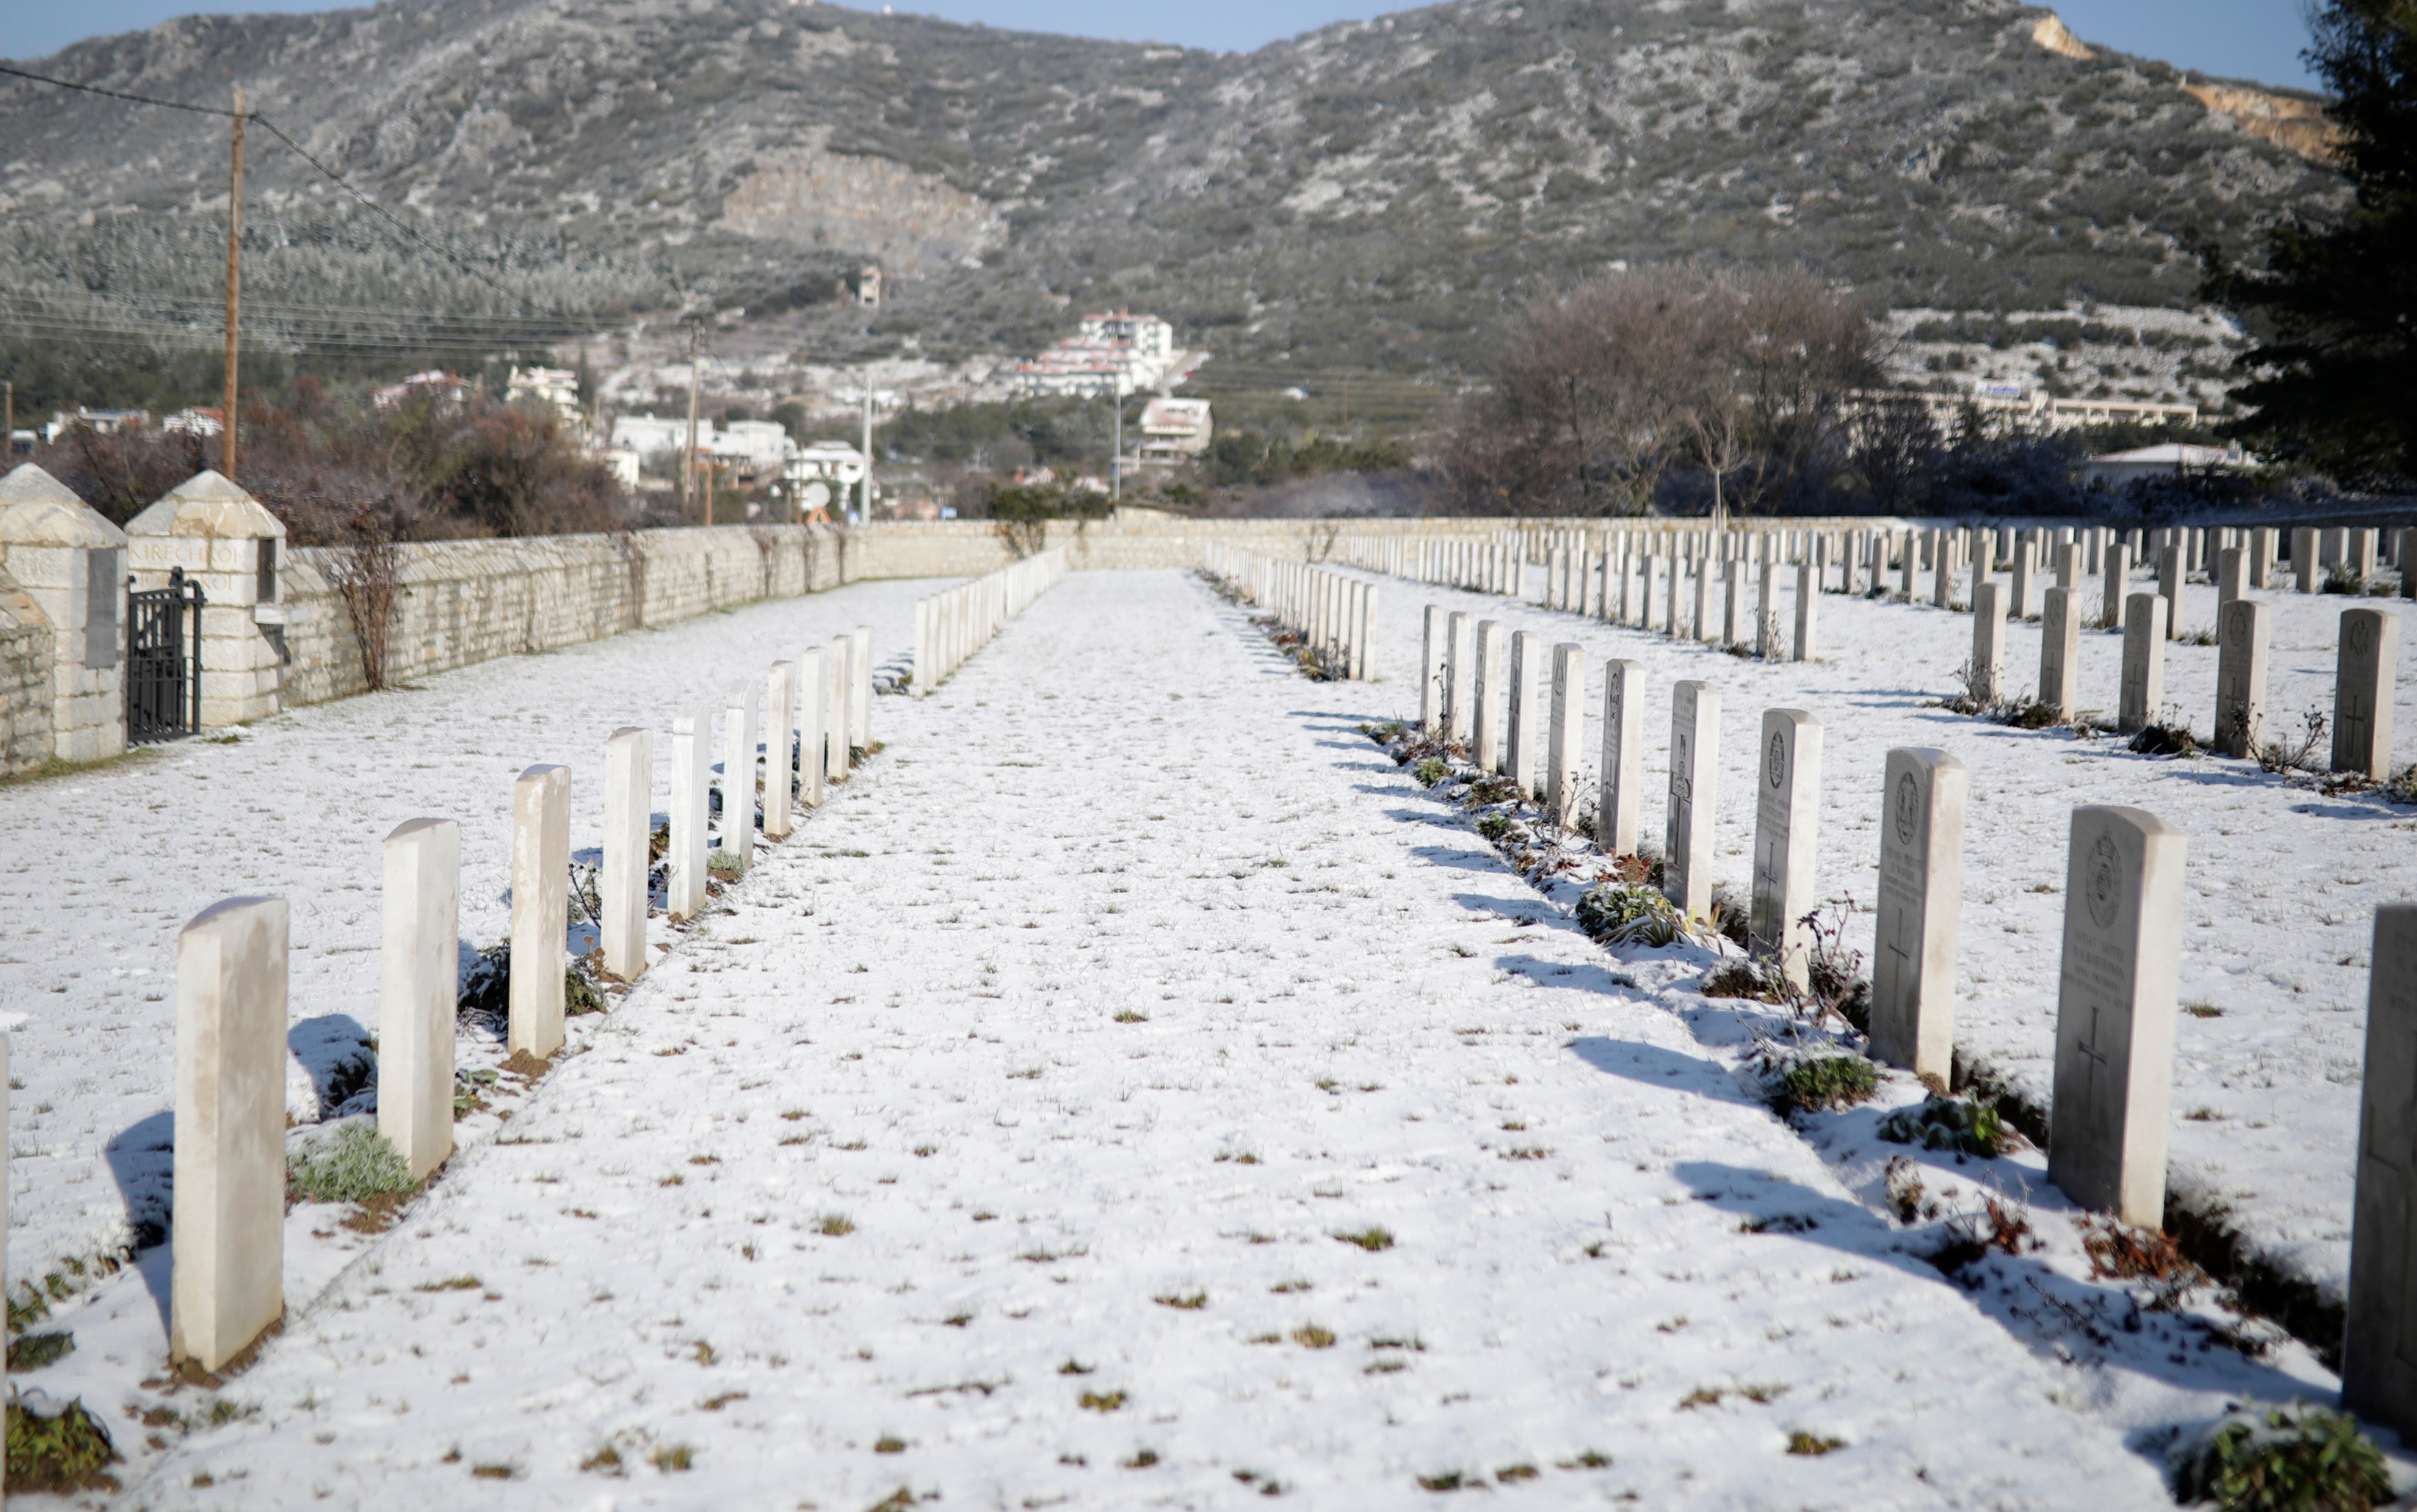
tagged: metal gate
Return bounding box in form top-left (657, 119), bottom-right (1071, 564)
top-left (127, 567), bottom-right (204, 743)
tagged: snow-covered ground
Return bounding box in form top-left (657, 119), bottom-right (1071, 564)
top-left (0, 575), bottom-right (945, 1315)
top-left (1336, 558), bottom-right (2417, 1312)
top-left (4, 562), bottom-right (2407, 1506)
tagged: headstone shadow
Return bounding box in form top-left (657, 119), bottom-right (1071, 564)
top-left (104, 1109), bottom-right (175, 1331)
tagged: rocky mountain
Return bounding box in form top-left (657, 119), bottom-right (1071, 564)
top-left (0, 0), bottom-right (2348, 392)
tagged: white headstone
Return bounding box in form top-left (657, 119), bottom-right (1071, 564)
top-left (1758, 559), bottom-right (1778, 658)
top-left (2118, 594), bottom-right (2167, 734)
top-left (2215, 547), bottom-right (2247, 610)
top-left (1445, 611), bottom-right (1474, 744)
top-left (2010, 540), bottom-right (2037, 620)
top-left (1420, 606), bottom-right (1446, 733)
top-left (172, 895), bottom-right (287, 1373)
top-left (2295, 527), bottom-right (2321, 593)
top-left (2101, 542), bottom-right (2131, 630)
top-left (764, 664), bottom-right (795, 840)
top-left (1750, 709), bottom-right (1822, 988)
top-left (2048, 804), bottom-right (2185, 1228)
top-left (1871, 749), bottom-right (1966, 1087)
top-left (1507, 630), bottom-right (1542, 799)
top-left (1664, 680), bottom-right (1720, 919)
top-left (1473, 619), bottom-right (1507, 773)
top-left (1598, 660), bottom-right (1645, 856)
top-left (2344, 904), bottom-right (2417, 1438)
top-left (1722, 559), bottom-right (1745, 644)
top-left (510, 763), bottom-right (570, 1061)
top-left (1548, 643), bottom-right (1587, 829)
top-left (2215, 600), bottom-right (2270, 760)
top-left (827, 634), bottom-right (852, 780)
top-left (380, 818), bottom-right (457, 1182)
top-left (2040, 585), bottom-right (2080, 722)
top-left (1969, 581), bottom-right (2005, 705)
top-left (2157, 544), bottom-right (2184, 639)
top-left (601, 727), bottom-right (651, 980)
top-left (1693, 559), bottom-right (1715, 643)
top-left (1792, 561), bottom-right (1817, 661)
top-left (721, 681), bottom-right (758, 871)
top-left (670, 704), bottom-right (711, 920)
top-left (797, 647), bottom-right (826, 809)
top-left (2333, 607), bottom-right (2401, 779)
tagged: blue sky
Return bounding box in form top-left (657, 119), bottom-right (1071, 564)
top-left (12, 0), bottom-right (2324, 90)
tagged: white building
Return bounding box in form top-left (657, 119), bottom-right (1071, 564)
top-left (372, 371), bottom-right (475, 411)
top-left (1137, 397), bottom-right (1213, 459)
top-left (1015, 312), bottom-right (1193, 397)
top-left (507, 366), bottom-right (583, 428)
top-left (610, 415), bottom-right (689, 458)
top-left (2082, 443), bottom-right (2253, 489)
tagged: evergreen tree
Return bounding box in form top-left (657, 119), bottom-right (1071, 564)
top-left (2210, 2), bottom-right (2417, 486)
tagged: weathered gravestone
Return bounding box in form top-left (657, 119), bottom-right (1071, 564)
top-left (2215, 600), bottom-right (2270, 760)
top-left (2333, 607), bottom-right (2402, 779)
top-left (797, 646), bottom-right (826, 810)
top-left (2119, 594), bottom-right (2167, 734)
top-left (721, 682), bottom-right (758, 871)
top-left (1445, 611), bottom-right (1474, 744)
top-left (1758, 559), bottom-right (1779, 658)
top-left (1870, 749), bottom-right (1966, 1087)
top-left (1664, 681), bottom-right (1720, 919)
top-left (1793, 561), bottom-right (1818, 661)
top-left (2296, 528), bottom-right (2321, 594)
top-left (1969, 582), bottom-right (2005, 705)
top-left (1421, 606), bottom-right (1446, 733)
top-left (381, 818), bottom-right (457, 1182)
top-left (1723, 559), bottom-right (1745, 644)
top-left (2047, 806), bottom-right (2186, 1228)
top-left (1750, 710), bottom-right (1822, 988)
top-left (2010, 540), bottom-right (2037, 620)
top-left (2157, 544), bottom-right (2184, 639)
top-left (827, 634), bottom-right (852, 780)
top-left (173, 895), bottom-right (287, 1373)
top-left (2344, 904), bottom-right (2417, 1439)
top-left (510, 763), bottom-right (570, 1061)
top-left (1598, 660), bottom-right (1645, 856)
top-left (2215, 548), bottom-right (2247, 611)
top-left (764, 664), bottom-right (795, 840)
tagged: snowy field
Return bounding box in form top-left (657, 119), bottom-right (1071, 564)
top-left (1, 562), bottom-right (2406, 1507)
top-left (1336, 558), bottom-right (2417, 1311)
top-left (0, 575), bottom-right (946, 1312)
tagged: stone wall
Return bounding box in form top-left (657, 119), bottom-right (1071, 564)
top-left (0, 570), bottom-right (55, 777)
top-left (283, 525), bottom-right (856, 706)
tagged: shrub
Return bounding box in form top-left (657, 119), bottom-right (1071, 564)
top-left (1474, 813), bottom-right (1514, 842)
top-left (288, 1122), bottom-right (416, 1204)
top-left (1877, 1094), bottom-right (2007, 1157)
top-left (2322, 564), bottom-right (2368, 595)
top-left (2386, 763), bottom-right (2417, 805)
top-left (1576, 884), bottom-right (1684, 948)
top-left (4, 1396), bottom-right (118, 1493)
top-left (1411, 758), bottom-right (1449, 788)
top-left (1700, 960), bottom-right (1788, 1002)
top-left (2128, 723), bottom-right (2198, 757)
top-left (457, 943), bottom-right (512, 1025)
top-left (1773, 1056), bottom-right (1877, 1115)
top-left (2170, 1400), bottom-right (2391, 1512)
top-left (708, 848), bottom-right (745, 879)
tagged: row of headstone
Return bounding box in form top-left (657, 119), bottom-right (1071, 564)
top-left (1418, 606), bottom-right (1587, 824)
top-left (167, 626), bottom-right (876, 1371)
top-left (1213, 545), bottom-right (1378, 680)
top-left (914, 546), bottom-right (1069, 691)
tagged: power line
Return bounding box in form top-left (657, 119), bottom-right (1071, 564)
top-left (0, 62), bottom-right (242, 116)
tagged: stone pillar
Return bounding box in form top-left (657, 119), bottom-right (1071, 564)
top-left (380, 817), bottom-right (457, 1182)
top-left (124, 470), bottom-right (288, 729)
top-left (1662, 558), bottom-right (1681, 636)
top-left (2009, 540), bottom-right (2036, 620)
top-left (1722, 559), bottom-right (1744, 644)
top-left (2119, 594), bottom-right (2167, 734)
top-left (826, 634), bottom-right (852, 780)
top-left (1689, 558), bottom-right (1711, 643)
top-left (1352, 582), bottom-right (1375, 680)
top-left (1663, 680), bottom-right (1720, 920)
top-left (1637, 555), bottom-right (1659, 632)
top-left (2214, 600), bottom-right (2269, 760)
top-left (2040, 586), bottom-right (2080, 723)
top-left (2355, 528), bottom-right (2380, 583)
top-left (0, 465), bottom-right (128, 760)
top-left (1792, 561), bottom-right (1817, 661)
top-left (2048, 805), bottom-right (2186, 1228)
top-left (1444, 611), bottom-right (1474, 744)
top-left (1932, 534), bottom-right (1954, 607)
top-left (510, 763), bottom-right (570, 1061)
top-left (670, 704), bottom-right (711, 919)
top-left (1750, 709), bottom-right (1822, 988)
top-left (1421, 606), bottom-right (1446, 732)
top-left (1547, 642), bottom-right (1587, 829)
top-left (764, 663), bottom-right (795, 840)
top-left (2333, 607), bottom-right (2401, 779)
top-left (2323, 526), bottom-right (2349, 569)
top-left (1507, 630), bottom-right (1541, 799)
top-left (2294, 527), bottom-right (2321, 593)
top-left (1460, 618), bottom-right (1499, 773)
top-left (1598, 659), bottom-right (1645, 856)
top-left (2215, 547), bottom-right (2247, 611)
top-left (2252, 527), bottom-right (2277, 589)
top-left (2344, 904), bottom-right (2417, 1439)
top-left (797, 647), bottom-right (826, 809)
top-left (171, 895), bottom-right (286, 1373)
top-left (1970, 581), bottom-right (2005, 705)
top-left (2055, 541), bottom-right (2077, 592)
top-left (1871, 748), bottom-right (1965, 1087)
top-left (721, 680), bottom-right (758, 872)
top-left (1898, 532), bottom-right (1916, 600)
top-left (2098, 542), bottom-right (2131, 630)
top-left (2154, 545), bottom-right (2184, 640)
top-left (1545, 547), bottom-right (1565, 609)
top-left (601, 727), bottom-right (651, 980)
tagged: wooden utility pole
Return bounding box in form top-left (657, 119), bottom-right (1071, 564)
top-left (684, 322), bottom-right (703, 523)
top-left (4, 381), bottom-right (12, 456)
top-left (222, 87), bottom-right (245, 482)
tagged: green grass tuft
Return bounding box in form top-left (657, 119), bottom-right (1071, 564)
top-left (5, 1396), bottom-right (119, 1493)
top-left (287, 1122), bottom-right (416, 1204)
top-left (2171, 1400), bottom-right (2391, 1512)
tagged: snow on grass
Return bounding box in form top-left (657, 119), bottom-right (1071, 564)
top-left (120, 570), bottom-right (2172, 1506)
